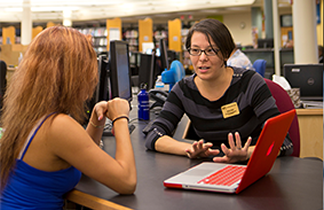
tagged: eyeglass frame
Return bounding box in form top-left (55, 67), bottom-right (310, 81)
top-left (187, 47), bottom-right (220, 56)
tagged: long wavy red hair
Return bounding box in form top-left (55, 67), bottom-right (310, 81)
top-left (0, 26), bottom-right (98, 190)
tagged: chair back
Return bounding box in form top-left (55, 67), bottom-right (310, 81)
top-left (253, 59), bottom-right (266, 77)
top-left (264, 78), bottom-right (300, 157)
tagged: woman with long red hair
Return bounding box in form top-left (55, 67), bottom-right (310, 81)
top-left (0, 26), bottom-right (136, 209)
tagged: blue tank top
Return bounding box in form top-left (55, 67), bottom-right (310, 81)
top-left (0, 114), bottom-right (82, 210)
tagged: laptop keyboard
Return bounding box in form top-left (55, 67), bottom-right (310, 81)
top-left (197, 165), bottom-right (246, 186)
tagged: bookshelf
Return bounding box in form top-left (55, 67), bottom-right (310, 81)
top-left (124, 29), bottom-right (138, 52)
top-left (78, 27), bottom-right (108, 54)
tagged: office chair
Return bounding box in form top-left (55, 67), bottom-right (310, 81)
top-left (253, 59), bottom-right (267, 77)
top-left (264, 78), bottom-right (300, 157)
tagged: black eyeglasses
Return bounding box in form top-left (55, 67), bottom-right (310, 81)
top-left (188, 47), bottom-right (219, 56)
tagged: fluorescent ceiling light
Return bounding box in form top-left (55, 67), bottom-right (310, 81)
top-left (120, 3), bottom-right (135, 14)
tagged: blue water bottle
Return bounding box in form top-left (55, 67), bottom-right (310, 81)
top-left (138, 84), bottom-right (150, 120)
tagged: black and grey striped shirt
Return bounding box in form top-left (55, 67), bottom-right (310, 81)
top-left (145, 67), bottom-right (293, 156)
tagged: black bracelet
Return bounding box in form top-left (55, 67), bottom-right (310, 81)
top-left (112, 116), bottom-right (129, 125)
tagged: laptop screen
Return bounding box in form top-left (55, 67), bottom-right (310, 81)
top-left (284, 64), bottom-right (323, 101)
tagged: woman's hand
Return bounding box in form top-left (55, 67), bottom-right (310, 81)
top-left (92, 101), bottom-right (109, 123)
top-left (213, 132), bottom-right (252, 163)
top-left (185, 140), bottom-right (220, 159)
top-left (105, 98), bottom-right (130, 121)
top-left (91, 98), bottom-right (130, 126)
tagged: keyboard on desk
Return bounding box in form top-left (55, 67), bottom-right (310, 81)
top-left (103, 123), bottom-right (136, 136)
top-left (197, 165), bottom-right (246, 186)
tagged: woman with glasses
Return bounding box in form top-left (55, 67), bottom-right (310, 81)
top-left (144, 19), bottom-right (293, 163)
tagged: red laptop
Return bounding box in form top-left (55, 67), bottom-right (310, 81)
top-left (163, 110), bottom-right (296, 194)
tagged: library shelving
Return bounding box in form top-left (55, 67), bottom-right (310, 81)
top-left (78, 27), bottom-right (108, 53)
top-left (124, 29), bottom-right (138, 52)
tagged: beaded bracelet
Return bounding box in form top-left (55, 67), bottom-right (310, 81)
top-left (90, 120), bottom-right (105, 129)
top-left (112, 116), bottom-right (129, 125)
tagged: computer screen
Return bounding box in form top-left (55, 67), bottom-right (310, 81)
top-left (108, 40), bottom-right (133, 103)
top-left (284, 63), bottom-right (323, 100)
top-left (280, 14), bottom-right (293, 27)
top-left (138, 53), bottom-right (157, 90)
top-left (85, 55), bottom-right (109, 123)
top-left (258, 38), bottom-right (274, 49)
top-left (96, 55), bottom-right (109, 102)
top-left (242, 49), bottom-right (274, 79)
top-left (242, 49), bottom-right (274, 68)
top-left (159, 38), bottom-right (170, 71)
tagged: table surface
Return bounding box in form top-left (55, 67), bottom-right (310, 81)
top-left (296, 108), bottom-right (323, 115)
top-left (69, 108), bottom-right (324, 210)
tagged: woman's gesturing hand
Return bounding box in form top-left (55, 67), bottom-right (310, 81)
top-left (185, 140), bottom-right (220, 159)
top-left (213, 132), bottom-right (252, 163)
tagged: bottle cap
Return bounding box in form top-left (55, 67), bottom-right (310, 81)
top-left (140, 82), bottom-right (147, 90)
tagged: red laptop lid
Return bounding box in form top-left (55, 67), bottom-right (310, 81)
top-left (236, 109), bottom-right (296, 194)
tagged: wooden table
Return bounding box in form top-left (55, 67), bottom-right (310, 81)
top-left (296, 108), bottom-right (323, 160)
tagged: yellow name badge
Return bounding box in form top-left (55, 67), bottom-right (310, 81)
top-left (221, 102), bottom-right (240, 119)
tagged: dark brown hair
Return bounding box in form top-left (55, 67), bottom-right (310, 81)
top-left (185, 19), bottom-right (236, 62)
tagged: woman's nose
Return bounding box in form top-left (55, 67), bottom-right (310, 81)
top-left (199, 52), bottom-right (208, 61)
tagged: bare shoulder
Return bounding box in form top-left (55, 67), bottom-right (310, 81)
top-left (45, 114), bottom-right (91, 151)
top-left (47, 114), bottom-right (83, 134)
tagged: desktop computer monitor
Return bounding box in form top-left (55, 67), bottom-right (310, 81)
top-left (85, 55), bottom-right (109, 123)
top-left (284, 63), bottom-right (323, 101)
top-left (96, 55), bottom-right (109, 102)
top-left (138, 53), bottom-right (157, 90)
top-left (108, 40), bottom-right (133, 104)
top-left (242, 49), bottom-right (274, 79)
top-left (258, 38), bottom-right (274, 49)
top-left (159, 38), bottom-right (170, 71)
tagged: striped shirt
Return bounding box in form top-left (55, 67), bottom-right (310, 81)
top-left (145, 67), bottom-right (292, 156)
